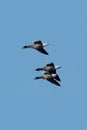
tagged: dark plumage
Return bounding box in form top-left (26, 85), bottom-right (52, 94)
top-left (35, 62), bottom-right (61, 81)
top-left (34, 72), bottom-right (61, 86)
top-left (22, 40), bottom-right (49, 55)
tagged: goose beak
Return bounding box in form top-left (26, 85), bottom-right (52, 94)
top-left (43, 43), bottom-right (49, 47)
top-left (55, 65), bottom-right (61, 70)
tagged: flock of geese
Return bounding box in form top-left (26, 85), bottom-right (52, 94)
top-left (22, 40), bottom-right (61, 86)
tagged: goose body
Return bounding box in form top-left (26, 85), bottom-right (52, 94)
top-left (22, 40), bottom-right (49, 55)
top-left (34, 72), bottom-right (61, 86)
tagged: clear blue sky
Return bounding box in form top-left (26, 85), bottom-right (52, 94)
top-left (0, 0), bottom-right (87, 130)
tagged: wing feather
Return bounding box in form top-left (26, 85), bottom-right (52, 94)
top-left (37, 48), bottom-right (49, 55)
top-left (47, 78), bottom-right (61, 86)
top-left (54, 74), bottom-right (61, 81)
top-left (34, 40), bottom-right (42, 45)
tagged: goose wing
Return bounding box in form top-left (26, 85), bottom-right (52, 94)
top-left (47, 70), bottom-right (61, 81)
top-left (34, 40), bottom-right (42, 45)
top-left (47, 78), bottom-right (61, 86)
top-left (37, 48), bottom-right (49, 55)
top-left (54, 74), bottom-right (61, 81)
top-left (46, 62), bottom-right (55, 67)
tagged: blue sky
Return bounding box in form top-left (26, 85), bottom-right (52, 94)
top-left (0, 0), bottom-right (87, 130)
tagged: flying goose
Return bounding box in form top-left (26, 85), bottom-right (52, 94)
top-left (34, 72), bottom-right (61, 86)
top-left (22, 40), bottom-right (49, 55)
top-left (35, 62), bottom-right (61, 81)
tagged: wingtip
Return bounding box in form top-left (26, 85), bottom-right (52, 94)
top-left (57, 83), bottom-right (61, 86)
top-left (45, 53), bottom-right (49, 55)
top-left (42, 53), bottom-right (49, 55)
top-left (42, 52), bottom-right (49, 55)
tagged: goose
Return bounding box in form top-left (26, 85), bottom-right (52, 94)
top-left (35, 62), bottom-right (61, 81)
top-left (34, 72), bottom-right (61, 86)
top-left (22, 40), bottom-right (49, 55)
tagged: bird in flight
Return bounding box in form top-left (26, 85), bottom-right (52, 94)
top-left (22, 40), bottom-right (49, 55)
top-left (35, 62), bottom-right (61, 81)
top-left (34, 72), bottom-right (61, 86)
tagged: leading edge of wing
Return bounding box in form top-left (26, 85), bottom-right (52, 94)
top-left (47, 78), bottom-right (61, 86)
top-left (37, 48), bottom-right (49, 55)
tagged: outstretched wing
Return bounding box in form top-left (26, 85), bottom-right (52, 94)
top-left (37, 48), bottom-right (49, 55)
top-left (47, 78), bottom-right (61, 86)
top-left (34, 40), bottom-right (42, 45)
top-left (46, 62), bottom-right (55, 67)
top-left (54, 74), bottom-right (61, 81)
